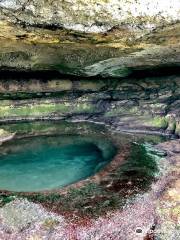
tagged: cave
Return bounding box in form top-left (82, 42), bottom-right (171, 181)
top-left (0, 0), bottom-right (179, 239)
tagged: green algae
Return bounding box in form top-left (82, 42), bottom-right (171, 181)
top-left (0, 139), bottom-right (164, 217)
top-left (0, 101), bottom-right (95, 117)
top-left (146, 117), bottom-right (169, 129)
top-left (0, 121), bottom-right (106, 137)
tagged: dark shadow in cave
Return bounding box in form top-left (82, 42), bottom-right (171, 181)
top-left (0, 65), bottom-right (180, 80)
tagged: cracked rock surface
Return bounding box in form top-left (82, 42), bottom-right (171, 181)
top-left (1, 0), bottom-right (180, 33)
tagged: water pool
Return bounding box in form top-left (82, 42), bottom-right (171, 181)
top-left (0, 134), bottom-right (116, 192)
top-left (0, 121), bottom-right (168, 192)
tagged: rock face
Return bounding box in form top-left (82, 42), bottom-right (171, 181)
top-left (0, 73), bottom-right (179, 136)
top-left (0, 0), bottom-right (179, 137)
top-left (0, 129), bottom-right (15, 144)
top-left (1, 1), bottom-right (180, 76)
top-left (1, 0), bottom-right (180, 33)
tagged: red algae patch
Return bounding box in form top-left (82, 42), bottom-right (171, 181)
top-left (0, 121), bottom-right (177, 239)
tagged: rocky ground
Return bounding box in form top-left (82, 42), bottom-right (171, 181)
top-left (0, 139), bottom-right (179, 240)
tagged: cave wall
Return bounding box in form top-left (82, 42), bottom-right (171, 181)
top-left (0, 0), bottom-right (179, 137)
top-left (1, 0), bottom-right (180, 33)
top-left (0, 74), bottom-right (179, 136)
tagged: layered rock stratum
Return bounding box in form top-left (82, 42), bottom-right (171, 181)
top-left (0, 0), bottom-right (179, 136)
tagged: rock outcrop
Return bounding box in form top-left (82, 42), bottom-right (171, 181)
top-left (0, 73), bottom-right (179, 136)
top-left (1, 0), bottom-right (180, 33)
top-left (0, 129), bottom-right (15, 144)
top-left (0, 0), bottom-right (180, 76)
top-left (0, 0), bottom-right (179, 136)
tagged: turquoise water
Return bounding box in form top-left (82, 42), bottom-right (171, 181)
top-left (0, 135), bottom-right (116, 192)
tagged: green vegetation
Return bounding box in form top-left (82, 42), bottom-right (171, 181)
top-left (146, 117), bottom-right (169, 129)
top-left (0, 101), bottom-right (95, 117)
top-left (0, 143), bottom-right (163, 217)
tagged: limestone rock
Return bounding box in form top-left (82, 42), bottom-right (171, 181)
top-left (0, 0), bottom-right (180, 33)
top-left (0, 129), bottom-right (15, 144)
top-left (0, 198), bottom-right (64, 232)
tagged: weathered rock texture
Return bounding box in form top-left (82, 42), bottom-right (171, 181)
top-left (0, 73), bottom-right (179, 136)
top-left (0, 3), bottom-right (179, 239)
top-left (1, 1), bottom-right (180, 75)
top-left (1, 0), bottom-right (180, 33)
top-left (0, 0), bottom-right (179, 136)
